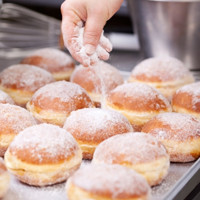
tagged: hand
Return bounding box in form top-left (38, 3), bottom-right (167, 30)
top-left (61, 0), bottom-right (123, 66)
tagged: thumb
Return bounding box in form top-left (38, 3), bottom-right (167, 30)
top-left (84, 15), bottom-right (106, 55)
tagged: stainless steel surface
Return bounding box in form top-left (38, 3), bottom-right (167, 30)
top-left (128, 0), bottom-right (200, 70)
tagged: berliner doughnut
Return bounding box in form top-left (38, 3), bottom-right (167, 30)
top-left (93, 132), bottom-right (169, 186)
top-left (66, 163), bottom-right (151, 200)
top-left (5, 123), bottom-right (82, 186)
top-left (64, 108), bottom-right (133, 159)
top-left (0, 90), bottom-right (14, 104)
top-left (21, 48), bottom-right (75, 81)
top-left (172, 82), bottom-right (200, 119)
top-left (0, 158), bottom-right (10, 198)
top-left (26, 81), bottom-right (94, 126)
top-left (103, 82), bottom-right (171, 131)
top-left (142, 112), bottom-right (200, 162)
top-left (0, 103), bottom-right (37, 157)
top-left (128, 57), bottom-right (194, 100)
top-left (0, 64), bottom-right (54, 106)
top-left (71, 62), bottom-right (124, 107)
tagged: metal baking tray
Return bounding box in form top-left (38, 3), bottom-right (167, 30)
top-left (3, 159), bottom-right (200, 200)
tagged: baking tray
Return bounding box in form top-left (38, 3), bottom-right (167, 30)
top-left (2, 159), bottom-right (200, 200)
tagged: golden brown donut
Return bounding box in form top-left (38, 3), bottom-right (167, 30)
top-left (0, 90), bottom-right (14, 104)
top-left (63, 108), bottom-right (133, 159)
top-left (93, 132), bottom-right (170, 186)
top-left (0, 104), bottom-right (37, 157)
top-left (27, 81), bottom-right (94, 126)
top-left (172, 82), bottom-right (200, 119)
top-left (70, 62), bottom-right (124, 107)
top-left (66, 163), bottom-right (151, 200)
top-left (0, 64), bottom-right (54, 106)
top-left (128, 57), bottom-right (194, 100)
top-left (103, 82), bottom-right (171, 131)
top-left (0, 158), bottom-right (10, 198)
top-left (21, 48), bottom-right (75, 81)
top-left (142, 112), bottom-right (200, 162)
top-left (5, 123), bottom-right (82, 186)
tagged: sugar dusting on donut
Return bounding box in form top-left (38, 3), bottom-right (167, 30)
top-left (0, 64), bottom-right (54, 91)
top-left (69, 164), bottom-right (150, 198)
top-left (9, 124), bottom-right (79, 163)
top-left (0, 90), bottom-right (14, 104)
top-left (0, 104), bottom-right (37, 133)
top-left (132, 57), bottom-right (191, 81)
top-left (31, 81), bottom-right (93, 110)
top-left (94, 132), bottom-right (167, 164)
top-left (0, 158), bottom-right (6, 174)
top-left (109, 83), bottom-right (170, 109)
top-left (28, 48), bottom-right (74, 67)
top-left (147, 113), bottom-right (200, 140)
top-left (64, 108), bottom-right (132, 141)
top-left (175, 82), bottom-right (200, 109)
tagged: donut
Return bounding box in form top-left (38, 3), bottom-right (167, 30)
top-left (70, 62), bottom-right (124, 107)
top-left (0, 90), bottom-right (14, 104)
top-left (21, 48), bottom-right (75, 81)
top-left (26, 81), bottom-right (94, 126)
top-left (103, 82), bottom-right (171, 131)
top-left (128, 57), bottom-right (194, 100)
top-left (93, 132), bottom-right (169, 186)
top-left (4, 123), bottom-right (82, 186)
top-left (0, 158), bottom-right (10, 198)
top-left (0, 64), bottom-right (54, 106)
top-left (142, 112), bottom-right (200, 162)
top-left (0, 104), bottom-right (37, 157)
top-left (66, 163), bottom-right (151, 200)
top-left (172, 82), bottom-right (200, 119)
top-left (64, 108), bottom-right (133, 159)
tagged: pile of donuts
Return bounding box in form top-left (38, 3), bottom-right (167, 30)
top-left (0, 47), bottom-right (200, 200)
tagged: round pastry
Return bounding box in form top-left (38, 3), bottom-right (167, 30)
top-left (103, 82), bottom-right (171, 131)
top-left (172, 82), bottom-right (200, 119)
top-left (64, 108), bottom-right (133, 159)
top-left (142, 112), bottom-right (200, 162)
top-left (21, 48), bottom-right (75, 81)
top-left (27, 81), bottom-right (94, 126)
top-left (93, 132), bottom-right (169, 186)
top-left (0, 90), bottom-right (14, 104)
top-left (0, 64), bottom-right (54, 106)
top-left (66, 163), bottom-right (151, 200)
top-left (0, 158), bottom-right (10, 198)
top-left (0, 103), bottom-right (37, 157)
top-left (5, 123), bottom-right (82, 186)
top-left (128, 57), bottom-right (194, 100)
top-left (70, 61), bottom-right (124, 107)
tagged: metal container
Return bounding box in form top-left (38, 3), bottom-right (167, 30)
top-left (128, 0), bottom-right (200, 70)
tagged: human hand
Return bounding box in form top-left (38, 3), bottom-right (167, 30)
top-left (61, 0), bottom-right (123, 66)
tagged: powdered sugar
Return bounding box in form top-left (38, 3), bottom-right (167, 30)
top-left (131, 57), bottom-right (192, 82)
top-left (27, 48), bottom-right (73, 67)
top-left (0, 64), bottom-right (54, 92)
top-left (9, 124), bottom-right (79, 163)
top-left (68, 163), bottom-right (150, 198)
top-left (0, 90), bottom-right (14, 104)
top-left (0, 104), bottom-right (37, 134)
top-left (0, 158), bottom-right (6, 174)
top-left (71, 62), bottom-right (123, 93)
top-left (93, 132), bottom-right (168, 164)
top-left (71, 22), bottom-right (112, 66)
top-left (175, 82), bottom-right (200, 109)
top-left (64, 108), bottom-right (133, 141)
top-left (144, 112), bottom-right (200, 140)
top-left (31, 81), bottom-right (93, 110)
